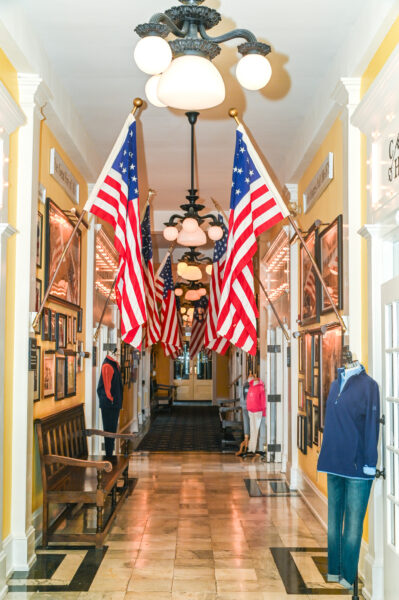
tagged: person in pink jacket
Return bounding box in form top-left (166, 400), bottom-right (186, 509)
top-left (246, 377), bottom-right (267, 454)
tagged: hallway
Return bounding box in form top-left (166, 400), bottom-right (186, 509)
top-left (7, 453), bottom-right (354, 599)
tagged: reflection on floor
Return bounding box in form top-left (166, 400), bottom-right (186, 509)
top-left (6, 452), bottom-right (360, 599)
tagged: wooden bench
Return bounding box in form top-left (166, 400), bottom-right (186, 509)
top-left (35, 404), bottom-right (136, 548)
top-left (150, 379), bottom-right (176, 413)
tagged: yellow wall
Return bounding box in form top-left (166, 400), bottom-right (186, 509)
top-left (216, 353), bottom-right (229, 398)
top-left (1, 49), bottom-right (20, 540)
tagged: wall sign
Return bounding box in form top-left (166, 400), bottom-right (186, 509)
top-left (28, 338), bottom-right (38, 371)
top-left (388, 133), bottom-right (399, 184)
top-left (303, 152), bottom-right (334, 213)
top-left (49, 148), bottom-right (79, 204)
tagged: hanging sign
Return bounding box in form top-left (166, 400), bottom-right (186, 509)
top-left (49, 148), bottom-right (80, 204)
top-left (303, 153), bottom-right (334, 212)
top-left (387, 133), bottom-right (399, 184)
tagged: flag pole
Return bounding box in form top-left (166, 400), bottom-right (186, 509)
top-left (32, 98), bottom-right (144, 332)
top-left (227, 108), bottom-right (347, 334)
top-left (210, 196), bottom-right (290, 342)
top-left (155, 242), bottom-right (177, 279)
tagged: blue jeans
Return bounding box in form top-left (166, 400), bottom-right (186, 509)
top-left (327, 473), bottom-right (372, 586)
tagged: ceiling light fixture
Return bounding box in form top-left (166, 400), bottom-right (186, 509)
top-left (135, 0), bottom-right (272, 110)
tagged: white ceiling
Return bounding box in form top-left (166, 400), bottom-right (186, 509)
top-left (5, 0), bottom-right (398, 212)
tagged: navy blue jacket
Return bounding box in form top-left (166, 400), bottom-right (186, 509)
top-left (97, 357), bottom-right (123, 410)
top-left (317, 367), bottom-right (380, 479)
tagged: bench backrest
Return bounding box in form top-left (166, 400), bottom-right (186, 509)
top-left (35, 404), bottom-right (88, 490)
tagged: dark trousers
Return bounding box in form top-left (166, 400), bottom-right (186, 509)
top-left (101, 407), bottom-right (120, 457)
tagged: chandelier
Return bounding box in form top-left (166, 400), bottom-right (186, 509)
top-left (177, 247), bottom-right (212, 281)
top-left (134, 0), bottom-right (272, 110)
top-left (175, 280), bottom-right (207, 302)
top-left (162, 111), bottom-right (224, 245)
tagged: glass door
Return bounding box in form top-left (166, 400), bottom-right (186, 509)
top-left (382, 276), bottom-right (399, 599)
top-left (174, 344), bottom-right (212, 401)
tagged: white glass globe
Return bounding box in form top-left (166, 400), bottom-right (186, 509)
top-left (163, 226), bottom-right (179, 241)
top-left (180, 307), bottom-right (186, 315)
top-left (198, 288), bottom-right (206, 296)
top-left (205, 264), bottom-right (213, 276)
top-left (145, 75), bottom-right (167, 107)
top-left (185, 290), bottom-right (200, 301)
top-left (177, 227), bottom-right (207, 247)
top-left (182, 217), bottom-right (199, 233)
top-left (158, 55), bottom-right (225, 110)
top-left (183, 265), bottom-right (202, 281)
top-left (208, 225), bottom-right (224, 241)
top-left (134, 36), bottom-right (172, 75)
top-left (236, 54), bottom-right (272, 90)
top-left (174, 288), bottom-right (183, 297)
top-left (177, 262), bottom-right (188, 276)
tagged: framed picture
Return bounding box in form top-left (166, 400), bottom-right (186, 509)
top-left (320, 326), bottom-right (343, 430)
top-left (297, 415), bottom-right (302, 450)
top-left (41, 307), bottom-right (51, 341)
top-left (77, 341), bottom-right (83, 372)
top-left (55, 356), bottom-right (66, 400)
top-left (299, 415), bottom-right (307, 454)
top-left (33, 345), bottom-right (41, 402)
top-left (35, 279), bottom-right (42, 313)
top-left (298, 336), bottom-right (305, 374)
top-left (45, 198), bottom-right (81, 308)
top-left (312, 403), bottom-right (319, 446)
top-left (306, 397), bottom-right (313, 448)
top-left (43, 351), bottom-right (55, 397)
top-left (67, 315), bottom-right (73, 344)
top-left (298, 379), bottom-right (305, 411)
top-left (305, 333), bottom-right (313, 395)
top-left (50, 311), bottom-right (56, 342)
top-left (72, 317), bottom-right (77, 344)
top-left (319, 215), bottom-right (343, 313)
top-left (56, 313), bottom-right (67, 349)
top-left (77, 308), bottom-right (83, 333)
top-left (66, 355), bottom-right (76, 397)
top-left (36, 212), bottom-right (43, 268)
top-left (300, 227), bottom-right (320, 324)
top-left (311, 334), bottom-right (320, 397)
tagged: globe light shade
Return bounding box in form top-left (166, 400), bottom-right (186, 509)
top-left (177, 227), bottom-right (207, 247)
top-left (158, 55), bottom-right (225, 110)
top-left (185, 289), bottom-right (200, 301)
top-left (163, 226), bottom-right (178, 241)
top-left (205, 264), bottom-right (213, 276)
top-left (180, 307), bottom-right (187, 314)
top-left (198, 287), bottom-right (206, 296)
top-left (183, 314), bottom-right (188, 321)
top-left (207, 225), bottom-right (224, 241)
top-left (134, 36), bottom-right (172, 75)
top-left (145, 75), bottom-right (167, 107)
top-left (236, 53), bottom-right (272, 90)
top-left (177, 262), bottom-right (188, 276)
top-left (182, 265), bottom-right (202, 281)
top-left (174, 288), bottom-right (183, 297)
top-left (182, 217), bottom-right (199, 233)
top-left (187, 307), bottom-right (194, 317)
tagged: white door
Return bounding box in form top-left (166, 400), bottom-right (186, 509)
top-left (174, 345), bottom-right (213, 401)
top-left (266, 327), bottom-right (283, 462)
top-left (382, 276), bottom-right (399, 599)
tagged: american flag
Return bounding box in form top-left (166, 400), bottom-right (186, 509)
top-left (84, 114), bottom-right (146, 348)
top-left (190, 296), bottom-right (208, 359)
top-left (205, 216), bottom-right (229, 355)
top-left (159, 256), bottom-right (182, 358)
top-left (217, 125), bottom-right (289, 355)
top-left (141, 204), bottom-right (161, 346)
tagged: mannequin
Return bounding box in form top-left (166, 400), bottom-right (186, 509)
top-left (97, 347), bottom-right (123, 458)
top-left (246, 374), bottom-right (266, 456)
top-left (317, 347), bottom-right (380, 591)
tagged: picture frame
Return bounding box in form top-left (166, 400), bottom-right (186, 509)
top-left (319, 215), bottom-right (343, 314)
top-left (41, 307), bottom-right (51, 341)
top-left (45, 198), bottom-right (81, 308)
top-left (312, 403), bottom-right (319, 446)
top-left (36, 212), bottom-right (43, 268)
top-left (56, 313), bottom-right (67, 349)
top-left (43, 351), bottom-right (55, 397)
top-left (305, 333), bottom-right (313, 395)
top-left (298, 379), bottom-right (305, 411)
top-left (300, 415), bottom-right (308, 454)
top-left (311, 334), bottom-right (320, 397)
top-left (35, 279), bottom-right (42, 313)
top-left (320, 326), bottom-right (343, 430)
top-left (67, 315), bottom-right (73, 344)
top-left (306, 397), bottom-right (313, 448)
top-left (50, 311), bottom-right (56, 342)
top-left (55, 356), bottom-right (66, 401)
top-left (33, 345), bottom-right (41, 402)
top-left (300, 226), bottom-right (320, 324)
top-left (66, 355), bottom-right (76, 397)
top-left (298, 335), bottom-right (305, 374)
top-left (72, 317), bottom-right (77, 344)
top-left (297, 415), bottom-right (302, 450)
top-left (77, 308), bottom-right (83, 333)
top-left (77, 341), bottom-right (83, 372)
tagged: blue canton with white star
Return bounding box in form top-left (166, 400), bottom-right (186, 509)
top-left (194, 295), bottom-right (208, 321)
top-left (141, 205), bottom-right (153, 265)
top-left (111, 119), bottom-right (139, 201)
top-left (160, 256), bottom-right (174, 298)
top-left (213, 214), bottom-right (228, 263)
top-left (230, 130), bottom-right (260, 210)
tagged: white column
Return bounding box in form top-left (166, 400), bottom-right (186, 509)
top-left (10, 74), bottom-right (48, 572)
top-left (332, 78), bottom-right (362, 357)
top-left (288, 225), bottom-right (299, 490)
top-left (84, 185), bottom-right (95, 452)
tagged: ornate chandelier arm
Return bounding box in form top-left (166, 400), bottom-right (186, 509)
top-left (164, 214), bottom-right (184, 227)
top-left (135, 14), bottom-right (189, 39)
top-left (149, 13), bottom-right (189, 37)
top-left (198, 23), bottom-right (257, 44)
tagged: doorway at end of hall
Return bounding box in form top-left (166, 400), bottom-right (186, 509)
top-left (173, 343), bottom-right (213, 402)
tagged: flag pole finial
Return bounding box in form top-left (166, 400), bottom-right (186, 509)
top-left (132, 97), bottom-right (144, 115)
top-left (228, 108), bottom-right (240, 126)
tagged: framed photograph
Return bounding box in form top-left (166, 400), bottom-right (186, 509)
top-left (320, 326), bottom-right (343, 430)
top-left (66, 355), bottom-right (76, 397)
top-left (67, 315), bottom-right (73, 344)
top-left (45, 198), bottom-right (81, 308)
top-left (298, 379), bottom-right (305, 411)
top-left (77, 341), bottom-right (83, 372)
top-left (56, 313), bottom-right (67, 349)
top-left (305, 333), bottom-right (313, 395)
top-left (320, 215), bottom-right (343, 313)
top-left (300, 227), bottom-right (320, 324)
top-left (312, 403), bottom-right (319, 446)
top-left (306, 397), bottom-right (313, 448)
top-left (41, 307), bottom-right (51, 341)
top-left (55, 356), bottom-right (66, 401)
top-left (300, 415), bottom-right (308, 454)
top-left (77, 308), bottom-right (83, 333)
top-left (43, 351), bottom-right (55, 397)
top-left (72, 317), bottom-right (77, 344)
top-left (50, 311), bottom-right (56, 342)
top-left (299, 336), bottom-right (305, 374)
top-left (313, 334), bottom-right (320, 369)
top-left (36, 212), bottom-right (43, 268)
top-left (33, 345), bottom-right (41, 402)
top-left (311, 334), bottom-right (320, 397)
top-left (35, 279), bottom-right (42, 313)
top-left (297, 415), bottom-right (302, 450)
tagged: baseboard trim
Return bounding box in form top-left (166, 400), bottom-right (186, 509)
top-left (3, 526), bottom-right (36, 575)
top-left (0, 547), bottom-right (7, 600)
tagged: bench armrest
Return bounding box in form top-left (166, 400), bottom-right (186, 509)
top-left (43, 454), bottom-right (112, 473)
top-left (85, 428), bottom-right (136, 440)
top-left (156, 384), bottom-right (176, 391)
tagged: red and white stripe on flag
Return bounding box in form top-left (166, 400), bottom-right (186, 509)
top-left (141, 204), bottom-right (161, 347)
top-left (84, 113), bottom-right (146, 348)
top-left (190, 316), bottom-right (207, 359)
top-left (159, 256), bottom-right (182, 359)
top-left (217, 124), bottom-right (289, 355)
top-left (205, 253), bottom-right (229, 355)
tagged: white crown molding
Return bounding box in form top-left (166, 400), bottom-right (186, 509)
top-left (285, 183), bottom-right (298, 204)
top-left (0, 223), bottom-right (17, 239)
top-left (0, 81), bottom-right (25, 134)
top-left (332, 77), bottom-right (361, 108)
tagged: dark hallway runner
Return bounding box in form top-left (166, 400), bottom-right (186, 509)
top-left (137, 405), bottom-right (222, 452)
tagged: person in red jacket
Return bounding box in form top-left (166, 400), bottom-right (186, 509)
top-left (97, 348), bottom-right (123, 458)
top-left (246, 376), bottom-right (266, 455)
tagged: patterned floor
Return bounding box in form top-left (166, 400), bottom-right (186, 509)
top-left (6, 453), bottom-right (360, 599)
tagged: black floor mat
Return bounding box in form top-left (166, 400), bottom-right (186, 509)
top-left (136, 405), bottom-right (222, 452)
